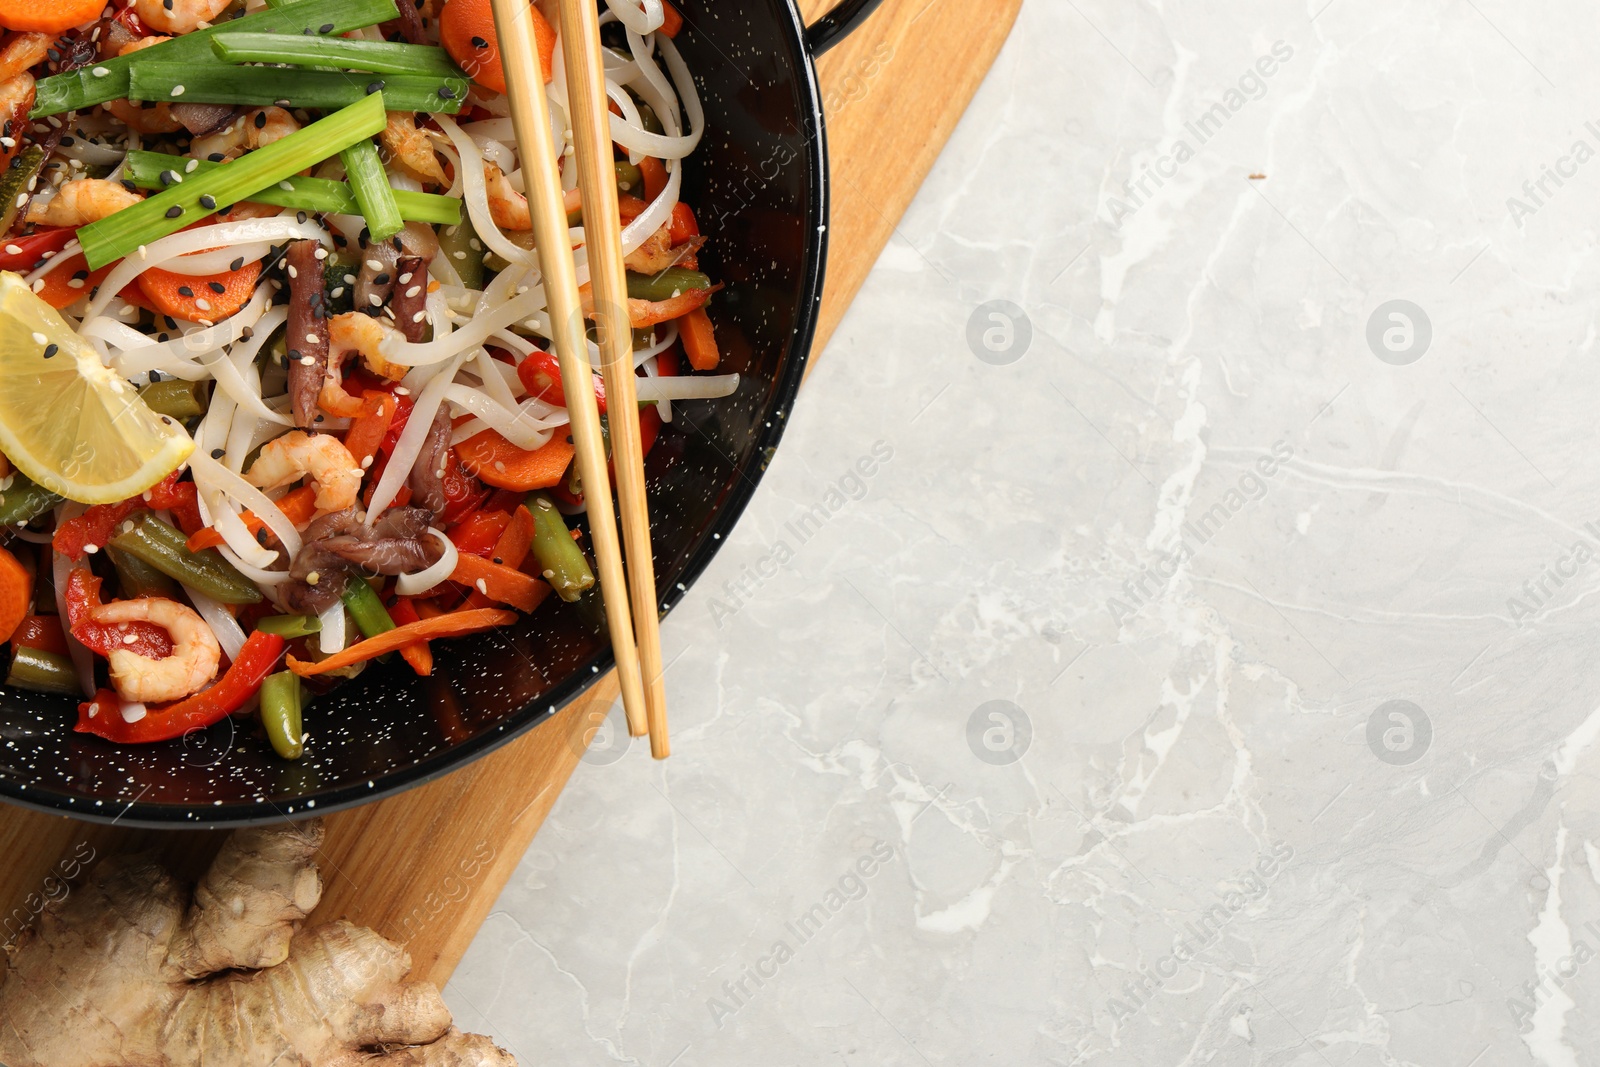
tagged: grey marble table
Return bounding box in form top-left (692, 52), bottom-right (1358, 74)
top-left (445, 1), bottom-right (1600, 1063)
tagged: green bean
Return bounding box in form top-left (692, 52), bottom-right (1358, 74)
top-left (5, 646), bottom-right (80, 695)
top-left (256, 614), bottom-right (323, 639)
top-left (525, 493), bottom-right (595, 603)
top-left (260, 671), bottom-right (305, 760)
top-left (109, 514), bottom-right (262, 605)
top-left (107, 544), bottom-right (179, 599)
top-left (615, 160), bottom-right (643, 197)
top-left (0, 472), bottom-right (63, 528)
top-left (440, 216), bottom-right (487, 290)
top-left (138, 378), bottom-right (209, 420)
top-left (340, 579), bottom-right (395, 639)
top-left (626, 267), bottom-right (712, 302)
top-left (635, 99), bottom-right (664, 136)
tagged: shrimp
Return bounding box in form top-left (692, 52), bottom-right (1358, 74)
top-left (89, 598), bottom-right (222, 705)
top-left (106, 37), bottom-right (182, 133)
top-left (484, 162), bottom-right (531, 231)
top-left (0, 32), bottom-right (47, 167)
top-left (136, 0), bottom-right (232, 35)
top-left (0, 32), bottom-right (50, 82)
top-left (245, 431), bottom-right (365, 514)
top-left (25, 178), bottom-right (143, 227)
top-left (319, 313), bottom-right (412, 417)
top-left (381, 111), bottom-right (448, 186)
top-left (192, 106), bottom-right (301, 164)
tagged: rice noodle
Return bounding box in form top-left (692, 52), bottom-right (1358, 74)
top-left (185, 585), bottom-right (246, 662)
top-left (636, 373), bottom-right (740, 402)
top-left (395, 530), bottom-right (458, 596)
top-left (189, 452), bottom-right (303, 560)
top-left (433, 117), bottom-right (532, 267)
top-left (605, 0), bottom-right (666, 35)
top-left (317, 601), bottom-right (346, 655)
top-left (445, 384), bottom-right (557, 450)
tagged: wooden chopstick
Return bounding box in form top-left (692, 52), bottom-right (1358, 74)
top-left (555, 0), bottom-right (671, 759)
top-left (488, 0), bottom-right (651, 740)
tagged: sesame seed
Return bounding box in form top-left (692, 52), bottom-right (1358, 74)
top-left (185, 159), bottom-right (199, 173)
top-left (84, 544), bottom-right (98, 555)
top-left (208, 282), bottom-right (225, 294)
top-left (230, 257), bottom-right (244, 271)
top-left (195, 298), bottom-right (211, 311)
top-left (305, 333), bottom-right (318, 344)
top-left (42, 344), bottom-right (57, 358)
top-left (210, 448), bottom-right (224, 459)
top-left (3, 244), bottom-right (18, 255)
top-left (405, 285), bottom-right (421, 298)
top-left (287, 265), bottom-right (298, 279)
top-left (368, 294), bottom-right (383, 306)
top-left (92, 66), bottom-right (109, 77)
top-left (398, 272), bottom-right (413, 285)
top-left (300, 355), bottom-right (315, 366)
top-left (475, 578), bottom-right (488, 594)
top-left (366, 81), bottom-right (385, 95)
top-left (314, 247), bottom-right (328, 259)
top-left (394, 386), bottom-right (410, 395)
top-left (165, 206), bottom-right (183, 219)
top-left (330, 287), bottom-right (345, 298)
top-left (170, 85), bottom-right (186, 98)
top-left (30, 332), bottom-right (45, 345)
top-left (306, 571), bottom-right (320, 585)
top-left (412, 310), bottom-right (427, 322)
top-left (177, 286), bottom-right (193, 297)
top-left (199, 194), bottom-right (216, 210)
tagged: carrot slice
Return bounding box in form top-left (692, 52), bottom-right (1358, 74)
top-left (184, 485), bottom-right (318, 553)
top-left (285, 608), bottom-right (517, 677)
top-left (342, 391), bottom-right (398, 469)
top-left (450, 552), bottom-right (549, 613)
top-left (680, 306), bottom-right (719, 370)
top-left (639, 156), bottom-right (668, 202)
top-left (0, 546), bottom-right (32, 645)
top-left (388, 596), bottom-right (433, 676)
top-left (455, 428), bottom-right (575, 491)
top-left (33, 254), bottom-right (113, 311)
top-left (0, 0), bottom-right (105, 33)
top-left (440, 0), bottom-right (556, 95)
top-left (137, 260), bottom-right (262, 323)
top-left (659, 0), bottom-right (684, 37)
top-left (463, 505), bottom-right (534, 609)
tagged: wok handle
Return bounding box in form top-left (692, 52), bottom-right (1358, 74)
top-left (804, 0), bottom-right (886, 57)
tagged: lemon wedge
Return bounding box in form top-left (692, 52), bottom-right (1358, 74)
top-left (0, 271), bottom-right (193, 505)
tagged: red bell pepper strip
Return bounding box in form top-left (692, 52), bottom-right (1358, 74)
top-left (0, 228), bottom-right (76, 272)
top-left (75, 630), bottom-right (286, 744)
top-left (64, 568), bottom-right (174, 660)
top-left (10, 615), bottom-right (68, 657)
top-left (53, 500), bottom-right (140, 560)
top-left (144, 470), bottom-right (205, 536)
top-left (448, 509), bottom-right (511, 557)
top-left (516, 348), bottom-right (606, 414)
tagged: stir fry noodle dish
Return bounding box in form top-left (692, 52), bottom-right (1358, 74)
top-left (0, 0), bottom-right (731, 759)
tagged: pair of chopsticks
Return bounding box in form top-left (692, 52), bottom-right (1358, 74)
top-left (490, 0), bottom-right (670, 758)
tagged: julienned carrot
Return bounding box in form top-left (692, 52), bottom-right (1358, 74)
top-left (137, 260), bottom-right (262, 323)
top-left (0, 546), bottom-right (32, 645)
top-left (343, 391), bottom-right (397, 468)
top-left (464, 504), bottom-right (534, 609)
top-left (639, 156), bottom-right (668, 202)
top-left (680, 306), bottom-right (719, 370)
top-left (450, 552), bottom-right (549, 613)
top-left (0, 0), bottom-right (106, 34)
top-left (285, 608), bottom-right (516, 677)
top-left (455, 428), bottom-right (575, 492)
top-left (387, 596), bottom-right (433, 676)
top-left (440, 0), bottom-right (556, 96)
top-left (185, 485), bottom-right (318, 553)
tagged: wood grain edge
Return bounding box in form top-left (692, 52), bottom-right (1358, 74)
top-left (804, 0), bottom-right (1023, 358)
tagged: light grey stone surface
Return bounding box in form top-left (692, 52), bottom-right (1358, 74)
top-left (447, 1), bottom-right (1600, 1062)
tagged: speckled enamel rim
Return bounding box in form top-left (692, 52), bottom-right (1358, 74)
top-left (0, 0), bottom-right (869, 829)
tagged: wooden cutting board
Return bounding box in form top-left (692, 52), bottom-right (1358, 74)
top-left (0, 0), bottom-right (1021, 990)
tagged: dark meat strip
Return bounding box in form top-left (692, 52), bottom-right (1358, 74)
top-left (379, 0), bottom-right (427, 44)
top-left (280, 507), bottom-right (444, 614)
top-left (407, 406), bottom-right (452, 519)
top-left (353, 239), bottom-right (398, 317)
top-left (392, 255), bottom-right (431, 342)
top-left (285, 240), bottom-right (330, 430)
top-left (171, 103), bottom-right (239, 136)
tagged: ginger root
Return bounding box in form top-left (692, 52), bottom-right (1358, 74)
top-left (0, 819), bottom-right (516, 1067)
